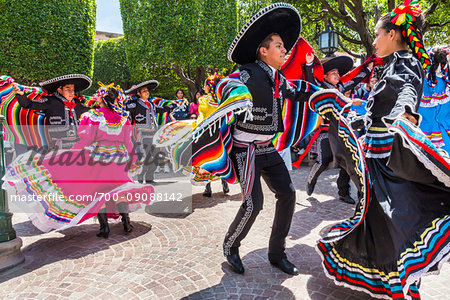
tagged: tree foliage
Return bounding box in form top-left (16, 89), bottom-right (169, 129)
top-left (289, 0), bottom-right (450, 58)
top-left (85, 37), bottom-right (133, 95)
top-left (0, 0), bottom-right (96, 85)
top-left (120, 0), bottom-right (237, 99)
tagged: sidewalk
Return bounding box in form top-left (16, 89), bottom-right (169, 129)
top-left (1, 166), bottom-right (449, 299)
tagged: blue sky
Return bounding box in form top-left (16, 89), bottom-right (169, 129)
top-left (96, 0), bottom-right (123, 34)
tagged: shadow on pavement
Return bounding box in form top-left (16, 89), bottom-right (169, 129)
top-left (183, 195), bottom-right (366, 299)
top-left (289, 197), bottom-right (369, 299)
top-left (0, 221), bottom-right (152, 283)
top-left (12, 220), bottom-right (47, 237)
top-left (289, 196), bottom-right (355, 241)
top-left (146, 186), bottom-right (241, 220)
top-left (191, 192), bottom-right (241, 210)
top-left (183, 247), bottom-right (296, 299)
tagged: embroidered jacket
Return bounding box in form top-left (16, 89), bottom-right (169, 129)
top-left (125, 98), bottom-right (176, 136)
top-left (16, 92), bottom-right (90, 149)
top-left (236, 60), bottom-right (306, 135)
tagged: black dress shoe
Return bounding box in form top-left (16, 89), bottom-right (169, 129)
top-left (222, 181), bottom-right (229, 194)
top-left (270, 258), bottom-right (299, 275)
top-left (339, 194), bottom-right (356, 204)
top-left (203, 183), bottom-right (212, 197)
top-left (306, 182), bottom-right (314, 196)
top-left (226, 253), bottom-right (244, 274)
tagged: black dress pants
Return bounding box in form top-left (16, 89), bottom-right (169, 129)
top-left (137, 137), bottom-right (158, 182)
top-left (223, 147), bottom-right (296, 262)
top-left (307, 133), bottom-right (351, 197)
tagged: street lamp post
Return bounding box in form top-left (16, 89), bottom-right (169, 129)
top-left (0, 115), bottom-right (24, 271)
top-left (318, 25), bottom-right (339, 57)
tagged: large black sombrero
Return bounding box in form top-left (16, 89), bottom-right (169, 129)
top-left (125, 80), bottom-right (159, 95)
top-left (321, 56), bottom-right (353, 76)
top-left (228, 2), bottom-right (301, 65)
top-left (39, 74), bottom-right (92, 94)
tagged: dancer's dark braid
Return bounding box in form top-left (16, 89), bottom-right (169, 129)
top-left (433, 48), bottom-right (450, 86)
top-left (205, 73), bottom-right (224, 103)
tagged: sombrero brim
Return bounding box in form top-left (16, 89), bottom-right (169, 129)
top-left (125, 80), bottom-right (159, 95)
top-left (228, 3), bottom-right (301, 65)
top-left (39, 74), bottom-right (92, 94)
top-left (322, 56), bottom-right (353, 76)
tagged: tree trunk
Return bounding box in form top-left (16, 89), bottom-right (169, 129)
top-left (387, 0), bottom-right (395, 12)
top-left (172, 64), bottom-right (205, 101)
top-left (320, 0), bottom-right (375, 59)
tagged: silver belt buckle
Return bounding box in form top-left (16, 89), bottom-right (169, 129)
top-left (67, 129), bottom-right (76, 137)
top-left (256, 143), bottom-right (266, 149)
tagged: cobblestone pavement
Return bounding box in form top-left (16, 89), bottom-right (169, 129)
top-left (1, 166), bottom-right (449, 299)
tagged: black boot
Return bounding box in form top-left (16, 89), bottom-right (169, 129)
top-left (137, 173), bottom-right (144, 184)
top-left (222, 180), bottom-right (229, 194)
top-left (306, 181), bottom-right (315, 196)
top-left (203, 182), bottom-right (212, 197)
top-left (96, 208), bottom-right (109, 238)
top-left (117, 202), bottom-right (133, 234)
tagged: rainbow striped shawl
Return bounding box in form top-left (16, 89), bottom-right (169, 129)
top-left (0, 76), bottom-right (96, 148)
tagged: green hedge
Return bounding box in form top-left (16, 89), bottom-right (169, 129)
top-left (87, 37), bottom-right (189, 100)
top-left (0, 0), bottom-right (96, 85)
top-left (86, 37), bottom-right (133, 95)
top-left (141, 66), bottom-right (188, 101)
top-left (120, 0), bottom-right (236, 99)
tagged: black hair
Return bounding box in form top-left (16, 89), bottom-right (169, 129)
top-left (193, 90), bottom-right (203, 104)
top-left (256, 33), bottom-right (280, 60)
top-left (377, 12), bottom-right (427, 67)
top-left (433, 48), bottom-right (448, 67)
top-left (103, 87), bottom-right (119, 109)
top-left (175, 88), bottom-right (185, 99)
top-left (377, 13), bottom-right (424, 46)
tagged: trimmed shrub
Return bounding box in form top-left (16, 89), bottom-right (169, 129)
top-left (86, 37), bottom-right (133, 94)
top-left (0, 0), bottom-right (96, 85)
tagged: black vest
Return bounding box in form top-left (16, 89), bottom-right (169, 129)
top-left (125, 98), bottom-right (157, 132)
top-left (45, 94), bottom-right (90, 149)
top-left (235, 60), bottom-right (289, 134)
top-left (16, 93), bottom-right (90, 149)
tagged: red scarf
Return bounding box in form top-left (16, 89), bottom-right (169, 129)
top-left (64, 101), bottom-right (77, 117)
top-left (144, 100), bottom-right (151, 111)
top-left (274, 70), bottom-right (280, 99)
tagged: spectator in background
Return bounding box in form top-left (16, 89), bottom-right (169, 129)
top-left (172, 88), bottom-right (190, 120)
top-left (190, 90), bottom-right (201, 118)
top-left (353, 76), bottom-right (378, 102)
